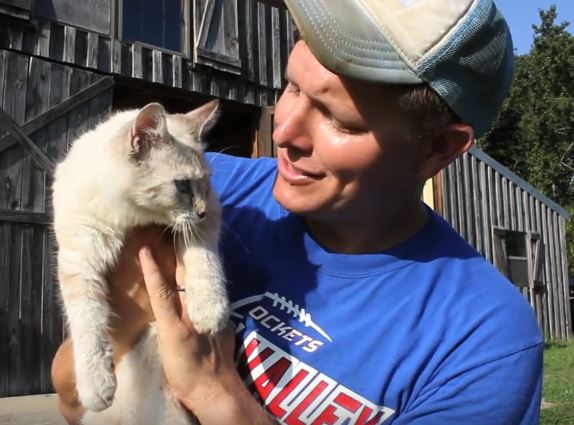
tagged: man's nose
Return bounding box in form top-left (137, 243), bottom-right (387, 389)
top-left (273, 98), bottom-right (313, 152)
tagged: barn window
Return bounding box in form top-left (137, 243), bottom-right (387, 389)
top-left (492, 228), bottom-right (544, 289)
top-left (121, 0), bottom-right (188, 53)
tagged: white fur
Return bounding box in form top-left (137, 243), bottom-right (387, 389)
top-left (52, 103), bottom-right (228, 421)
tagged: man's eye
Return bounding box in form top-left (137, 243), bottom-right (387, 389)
top-left (284, 82), bottom-right (300, 95)
top-left (330, 118), bottom-right (363, 135)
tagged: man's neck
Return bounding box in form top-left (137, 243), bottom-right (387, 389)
top-left (304, 202), bottom-right (429, 254)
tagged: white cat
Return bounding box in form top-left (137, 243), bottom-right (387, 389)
top-left (52, 100), bottom-right (229, 425)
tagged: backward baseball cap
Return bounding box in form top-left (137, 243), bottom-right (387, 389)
top-left (283, 0), bottom-right (514, 137)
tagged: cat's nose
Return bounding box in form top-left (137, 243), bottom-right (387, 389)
top-left (197, 211), bottom-right (206, 220)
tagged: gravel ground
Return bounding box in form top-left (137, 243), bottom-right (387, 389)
top-left (0, 394), bottom-right (66, 425)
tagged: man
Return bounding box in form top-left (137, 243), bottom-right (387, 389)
top-left (52, 0), bottom-right (543, 424)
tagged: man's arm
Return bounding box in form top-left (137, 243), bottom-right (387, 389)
top-left (393, 344), bottom-right (543, 425)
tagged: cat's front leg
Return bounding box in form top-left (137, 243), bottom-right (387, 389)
top-left (179, 211), bottom-right (229, 334)
top-left (57, 232), bottom-right (123, 411)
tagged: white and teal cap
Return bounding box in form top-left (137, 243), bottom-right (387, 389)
top-left (283, 0), bottom-right (514, 137)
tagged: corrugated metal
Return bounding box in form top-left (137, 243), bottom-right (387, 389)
top-left (438, 148), bottom-right (571, 340)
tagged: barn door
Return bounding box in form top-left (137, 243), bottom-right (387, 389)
top-left (0, 68), bottom-right (114, 397)
top-left (194, 0), bottom-right (242, 74)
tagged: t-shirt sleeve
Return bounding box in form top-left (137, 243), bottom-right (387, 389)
top-left (205, 152), bottom-right (277, 207)
top-left (393, 343), bottom-right (543, 425)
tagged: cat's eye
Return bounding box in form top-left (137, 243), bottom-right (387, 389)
top-left (174, 179), bottom-right (192, 194)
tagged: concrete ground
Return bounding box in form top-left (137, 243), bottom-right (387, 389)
top-left (0, 394), bottom-right (66, 425)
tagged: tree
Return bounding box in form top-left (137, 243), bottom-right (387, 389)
top-left (479, 5), bottom-right (574, 273)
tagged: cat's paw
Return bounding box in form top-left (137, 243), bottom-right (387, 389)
top-left (187, 294), bottom-right (229, 334)
top-left (76, 366), bottom-right (117, 412)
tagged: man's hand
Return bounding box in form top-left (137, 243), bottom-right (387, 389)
top-left (139, 247), bottom-right (275, 424)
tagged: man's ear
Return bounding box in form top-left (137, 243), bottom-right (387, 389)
top-left (185, 99), bottom-right (221, 145)
top-left (130, 103), bottom-right (168, 162)
top-left (416, 123), bottom-right (474, 179)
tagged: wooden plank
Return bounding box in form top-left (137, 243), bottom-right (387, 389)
top-left (271, 7), bottom-right (282, 89)
top-left (0, 50), bottom-right (6, 132)
top-left (0, 77), bottom-right (114, 155)
top-left (19, 148), bottom-right (45, 213)
top-left (97, 36), bottom-right (111, 73)
top-left (0, 108), bottom-right (55, 172)
top-left (3, 52), bottom-right (28, 126)
top-left (0, 211), bottom-right (50, 225)
top-left (541, 205), bottom-right (556, 339)
top-left (6, 223), bottom-right (22, 395)
top-left (87, 32), bottom-right (98, 69)
top-left (36, 21), bottom-right (50, 58)
top-left (0, 223), bottom-right (10, 395)
top-left (257, 2), bottom-right (268, 87)
top-left (462, 153), bottom-right (474, 245)
top-left (66, 102), bottom-right (90, 151)
top-left (131, 44), bottom-right (143, 79)
top-left (87, 86), bottom-right (113, 129)
top-left (550, 212), bottom-right (566, 339)
top-left (63, 26), bottom-right (76, 64)
top-left (455, 157), bottom-right (465, 236)
top-left (19, 224), bottom-right (44, 393)
top-left (44, 114), bottom-right (69, 163)
top-left (479, 160), bottom-right (492, 261)
top-left (172, 55), bottom-right (182, 89)
top-left (111, 39), bottom-right (122, 75)
top-left (534, 198), bottom-right (552, 339)
top-left (0, 142), bottom-right (24, 211)
top-left (25, 57), bottom-right (51, 123)
top-left (41, 218), bottom-right (63, 393)
top-left (470, 155), bottom-right (483, 253)
top-left (558, 216), bottom-right (571, 338)
top-left (152, 49), bottom-right (163, 84)
top-left (240, 0), bottom-right (256, 82)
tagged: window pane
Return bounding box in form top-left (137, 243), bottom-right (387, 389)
top-left (123, 0), bottom-right (182, 52)
top-left (506, 231), bottom-right (527, 257)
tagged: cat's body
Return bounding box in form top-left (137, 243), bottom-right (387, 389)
top-left (52, 101), bottom-right (228, 425)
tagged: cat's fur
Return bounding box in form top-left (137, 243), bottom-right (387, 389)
top-left (52, 100), bottom-right (229, 425)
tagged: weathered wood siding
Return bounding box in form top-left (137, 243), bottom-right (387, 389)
top-left (438, 146), bottom-right (571, 340)
top-left (0, 1), bottom-right (293, 106)
top-left (0, 50), bottom-right (114, 396)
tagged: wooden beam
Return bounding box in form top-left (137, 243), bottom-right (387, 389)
top-left (0, 76), bottom-right (115, 156)
top-left (0, 209), bottom-right (50, 225)
top-left (0, 108), bottom-right (55, 172)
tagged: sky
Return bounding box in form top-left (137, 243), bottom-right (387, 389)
top-left (495, 0), bottom-right (574, 54)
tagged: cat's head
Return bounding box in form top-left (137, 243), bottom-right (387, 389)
top-left (126, 100), bottom-right (220, 227)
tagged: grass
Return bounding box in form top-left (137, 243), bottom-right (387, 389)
top-left (540, 339), bottom-right (574, 425)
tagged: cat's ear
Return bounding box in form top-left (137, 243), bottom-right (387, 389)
top-left (130, 103), bottom-right (167, 162)
top-left (186, 99), bottom-right (221, 145)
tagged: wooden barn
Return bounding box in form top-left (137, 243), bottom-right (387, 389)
top-left (425, 147), bottom-right (572, 341)
top-left (0, 0), bottom-right (293, 397)
top-left (0, 0), bottom-right (570, 399)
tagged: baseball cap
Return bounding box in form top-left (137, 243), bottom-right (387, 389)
top-left (283, 0), bottom-right (514, 137)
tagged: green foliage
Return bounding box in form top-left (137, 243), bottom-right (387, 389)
top-left (541, 340), bottom-right (574, 424)
top-left (479, 5), bottom-right (574, 274)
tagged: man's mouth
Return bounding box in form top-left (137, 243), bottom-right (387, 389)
top-left (277, 155), bottom-right (324, 185)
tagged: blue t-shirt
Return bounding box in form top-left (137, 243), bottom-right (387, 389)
top-left (207, 153), bottom-right (543, 425)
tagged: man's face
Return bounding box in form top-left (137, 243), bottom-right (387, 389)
top-left (272, 41), bottom-right (425, 222)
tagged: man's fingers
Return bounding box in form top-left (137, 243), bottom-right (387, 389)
top-left (139, 247), bottom-right (181, 327)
